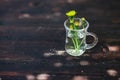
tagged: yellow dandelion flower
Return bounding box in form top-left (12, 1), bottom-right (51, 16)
top-left (81, 17), bottom-right (85, 21)
top-left (66, 10), bottom-right (76, 17)
top-left (70, 25), bottom-right (73, 30)
top-left (75, 21), bottom-right (82, 27)
top-left (74, 21), bottom-right (79, 26)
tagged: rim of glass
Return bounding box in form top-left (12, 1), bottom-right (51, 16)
top-left (64, 18), bottom-right (89, 31)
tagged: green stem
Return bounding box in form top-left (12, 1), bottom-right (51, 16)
top-left (72, 38), bottom-right (77, 49)
top-left (69, 16), bottom-right (80, 50)
top-left (74, 33), bottom-right (79, 50)
top-left (79, 37), bottom-right (85, 49)
top-left (70, 17), bottom-right (78, 49)
top-left (71, 32), bottom-right (80, 50)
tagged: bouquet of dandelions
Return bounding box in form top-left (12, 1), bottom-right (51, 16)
top-left (65, 10), bottom-right (87, 56)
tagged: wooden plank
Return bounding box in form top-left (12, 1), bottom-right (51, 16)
top-left (0, 0), bottom-right (120, 80)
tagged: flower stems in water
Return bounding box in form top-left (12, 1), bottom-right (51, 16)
top-left (66, 10), bottom-right (87, 52)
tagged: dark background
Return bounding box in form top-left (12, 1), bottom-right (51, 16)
top-left (0, 0), bottom-right (120, 80)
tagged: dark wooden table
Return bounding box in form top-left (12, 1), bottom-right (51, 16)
top-left (0, 0), bottom-right (120, 80)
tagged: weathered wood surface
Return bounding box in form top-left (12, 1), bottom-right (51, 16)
top-left (0, 0), bottom-right (120, 80)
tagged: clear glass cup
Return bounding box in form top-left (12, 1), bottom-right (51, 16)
top-left (64, 18), bottom-right (98, 56)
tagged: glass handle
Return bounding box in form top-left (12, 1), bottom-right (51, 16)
top-left (86, 32), bottom-right (98, 49)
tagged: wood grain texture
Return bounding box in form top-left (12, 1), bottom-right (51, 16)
top-left (0, 0), bottom-right (120, 80)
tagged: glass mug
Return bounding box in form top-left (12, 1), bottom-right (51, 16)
top-left (64, 18), bottom-right (98, 56)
